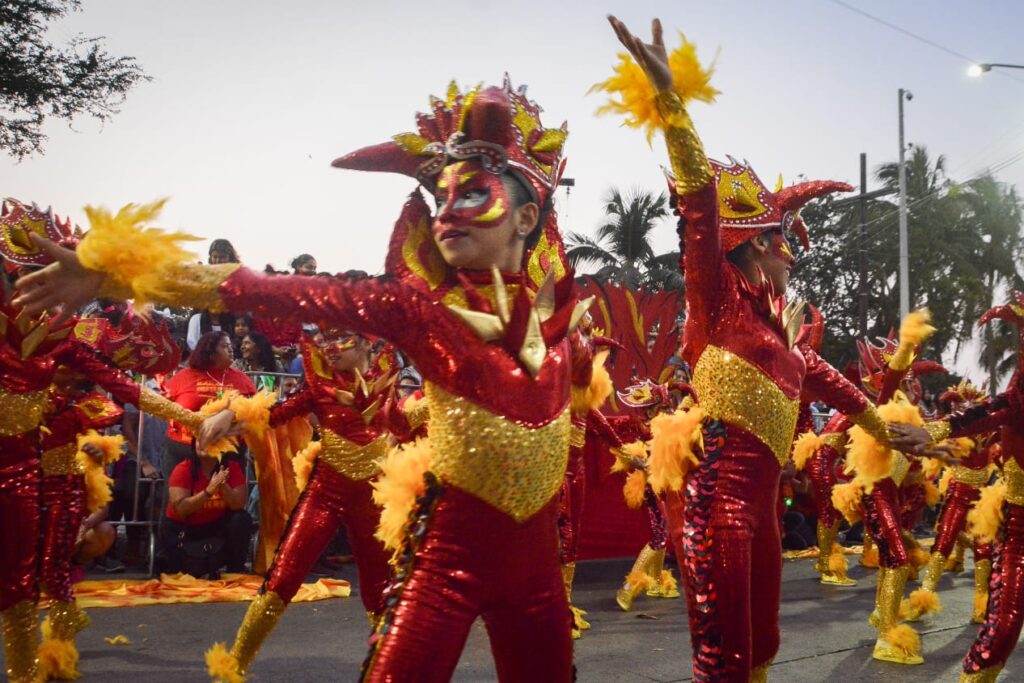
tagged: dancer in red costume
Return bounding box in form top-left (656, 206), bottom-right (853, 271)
top-left (36, 382), bottom-right (124, 681)
top-left (16, 80), bottom-right (586, 682)
top-left (0, 200), bottom-right (234, 683)
top-left (592, 18), bottom-right (897, 681)
top-left (906, 380), bottom-right (996, 624)
top-left (205, 332), bottom-right (397, 679)
top-left (824, 311), bottom-right (947, 664)
top-left (891, 292), bottom-right (1024, 683)
top-left (609, 379), bottom-right (681, 612)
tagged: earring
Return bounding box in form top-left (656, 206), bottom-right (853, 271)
top-left (516, 229), bottom-right (528, 238)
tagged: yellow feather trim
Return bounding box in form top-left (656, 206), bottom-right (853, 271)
top-left (659, 569), bottom-right (678, 593)
top-left (924, 478), bottom-right (940, 507)
top-left (77, 199), bottom-right (203, 307)
top-left (860, 545), bottom-right (879, 568)
top-left (882, 624), bottom-right (921, 656)
top-left (791, 431), bottom-right (823, 471)
top-left (572, 349), bottom-right (614, 415)
top-left (625, 569), bottom-right (652, 591)
top-left (968, 480), bottom-right (1007, 544)
top-left (909, 546), bottom-right (930, 571)
top-left (371, 438), bottom-right (434, 551)
top-left (292, 441), bottom-right (321, 492)
top-left (76, 430), bottom-right (126, 466)
top-left (938, 468), bottom-right (953, 495)
top-left (845, 397), bottom-right (923, 493)
top-left (198, 389), bottom-right (277, 459)
top-left (38, 635), bottom-right (80, 680)
top-left (611, 440), bottom-right (648, 474)
top-left (74, 432), bottom-right (125, 513)
top-left (891, 308), bottom-right (935, 371)
top-left (828, 543), bottom-right (849, 575)
top-left (623, 470), bottom-right (648, 509)
top-left (592, 33), bottom-right (718, 144)
top-left (205, 642), bottom-right (244, 683)
top-left (648, 406), bottom-right (705, 494)
top-left (921, 455), bottom-right (944, 480)
top-left (831, 482), bottom-right (863, 524)
top-left (906, 588), bottom-right (942, 616)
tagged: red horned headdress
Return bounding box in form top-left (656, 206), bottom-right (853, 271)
top-left (0, 198), bottom-right (82, 270)
top-left (665, 158), bottom-right (852, 254)
top-left (939, 378), bottom-right (987, 408)
top-left (71, 311), bottom-right (181, 377)
top-left (856, 331), bottom-right (947, 403)
top-left (331, 76), bottom-right (570, 292)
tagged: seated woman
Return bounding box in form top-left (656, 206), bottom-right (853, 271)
top-left (162, 448), bottom-right (253, 578)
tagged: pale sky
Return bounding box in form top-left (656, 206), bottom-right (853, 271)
top-left (3, 0), bottom-right (1022, 386)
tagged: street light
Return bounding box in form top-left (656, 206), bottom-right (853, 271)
top-left (968, 62), bottom-right (1024, 77)
top-left (897, 88), bottom-right (912, 321)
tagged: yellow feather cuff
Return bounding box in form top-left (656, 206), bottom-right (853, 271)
top-left (648, 406), bottom-right (705, 493)
top-left (791, 431), bottom-right (824, 471)
top-left (372, 438), bottom-right (435, 551)
top-left (75, 431), bottom-right (125, 513)
top-left (891, 308), bottom-right (935, 371)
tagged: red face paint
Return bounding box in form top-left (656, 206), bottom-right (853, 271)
top-left (432, 160), bottom-right (510, 239)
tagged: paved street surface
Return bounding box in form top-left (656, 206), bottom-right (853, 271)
top-left (2, 556), bottom-right (1013, 681)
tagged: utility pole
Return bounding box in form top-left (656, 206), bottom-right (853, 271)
top-left (858, 153), bottom-right (868, 338)
top-left (897, 88), bottom-right (912, 320)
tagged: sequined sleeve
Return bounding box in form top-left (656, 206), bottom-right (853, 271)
top-left (268, 387), bottom-right (315, 428)
top-left (800, 346), bottom-right (870, 418)
top-left (656, 91), bottom-right (713, 195)
top-left (139, 387), bottom-right (203, 432)
top-left (947, 396), bottom-right (1010, 439)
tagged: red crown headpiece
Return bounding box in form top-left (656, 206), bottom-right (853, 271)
top-left (939, 378), bottom-right (987, 406)
top-left (332, 77), bottom-right (571, 293)
top-left (617, 379), bottom-right (671, 409)
top-left (979, 291), bottom-right (1024, 332)
top-left (857, 332), bottom-right (947, 401)
top-left (666, 158), bottom-right (852, 254)
top-left (0, 198), bottom-right (82, 269)
top-left (71, 313), bottom-right (181, 377)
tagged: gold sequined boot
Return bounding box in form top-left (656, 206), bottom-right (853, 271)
top-left (946, 537), bottom-right (967, 573)
top-left (860, 534), bottom-right (879, 568)
top-left (750, 657), bottom-right (772, 683)
top-left (901, 553), bottom-right (945, 622)
top-left (205, 591), bottom-right (285, 682)
top-left (643, 548), bottom-right (680, 598)
top-left (972, 558), bottom-right (992, 624)
top-left (959, 665), bottom-right (1003, 682)
top-left (38, 600), bottom-right (90, 680)
top-left (2, 599), bottom-right (41, 683)
top-left (873, 564), bottom-right (923, 665)
top-left (562, 563), bottom-right (590, 638)
top-left (616, 545), bottom-right (656, 611)
top-left (817, 521), bottom-right (856, 586)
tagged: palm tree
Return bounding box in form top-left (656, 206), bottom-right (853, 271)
top-left (565, 187), bottom-right (680, 290)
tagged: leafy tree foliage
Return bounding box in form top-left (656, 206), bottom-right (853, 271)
top-left (791, 146), bottom-right (1022, 385)
top-left (566, 187), bottom-right (681, 291)
top-left (0, 0), bottom-right (148, 158)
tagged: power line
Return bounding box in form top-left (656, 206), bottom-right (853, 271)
top-left (826, 0), bottom-right (1024, 85)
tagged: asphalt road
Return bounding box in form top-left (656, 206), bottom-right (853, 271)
top-left (2, 555), bottom-right (1013, 681)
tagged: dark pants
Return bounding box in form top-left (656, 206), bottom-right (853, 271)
top-left (159, 509), bottom-right (253, 577)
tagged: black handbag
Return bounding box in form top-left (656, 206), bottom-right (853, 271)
top-left (180, 535), bottom-right (225, 580)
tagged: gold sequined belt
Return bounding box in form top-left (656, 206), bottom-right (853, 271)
top-left (0, 387), bottom-right (50, 437)
top-left (690, 344), bottom-right (800, 467)
top-left (318, 430), bottom-right (388, 481)
top-left (891, 452), bottom-right (912, 487)
top-left (1004, 459), bottom-right (1024, 506)
top-left (952, 466), bottom-right (991, 488)
top-left (425, 382), bottom-right (570, 522)
top-left (40, 444), bottom-right (79, 476)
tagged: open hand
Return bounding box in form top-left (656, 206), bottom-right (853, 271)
top-left (13, 234), bottom-right (106, 321)
top-left (888, 423), bottom-right (935, 455)
top-left (197, 409), bottom-right (244, 452)
top-left (607, 15), bottom-right (673, 92)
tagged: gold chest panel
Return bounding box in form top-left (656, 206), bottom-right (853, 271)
top-left (1004, 458), bottom-right (1024, 506)
top-left (425, 382), bottom-right (570, 522)
top-left (0, 387), bottom-right (50, 437)
top-left (318, 429), bottom-right (387, 481)
top-left (691, 345), bottom-right (799, 467)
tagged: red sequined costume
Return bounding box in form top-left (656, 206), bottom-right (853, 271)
top-left (914, 381), bottom-right (995, 625)
top-left (210, 336), bottom-right (396, 675)
top-left (0, 308), bottom-right (200, 683)
top-left (608, 381), bottom-right (682, 612)
top-left (630, 91), bottom-right (886, 680)
top-left (939, 292), bottom-right (1024, 683)
top-left (67, 80), bottom-right (583, 682)
top-left (37, 391), bottom-right (123, 673)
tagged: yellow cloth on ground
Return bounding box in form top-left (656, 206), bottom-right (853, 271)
top-left (67, 573), bottom-right (349, 608)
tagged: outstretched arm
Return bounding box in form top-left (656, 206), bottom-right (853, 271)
top-left (605, 16), bottom-right (722, 335)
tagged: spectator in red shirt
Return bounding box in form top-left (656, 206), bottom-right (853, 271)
top-left (160, 331), bottom-right (257, 480)
top-left (162, 449), bottom-right (252, 576)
